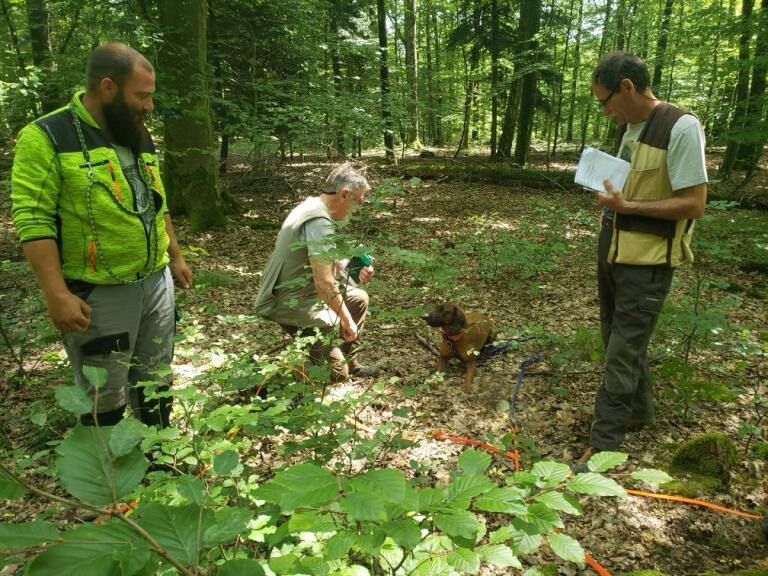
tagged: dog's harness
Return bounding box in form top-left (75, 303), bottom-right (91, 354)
top-left (442, 329), bottom-right (464, 358)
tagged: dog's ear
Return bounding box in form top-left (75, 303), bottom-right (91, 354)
top-left (447, 304), bottom-right (466, 331)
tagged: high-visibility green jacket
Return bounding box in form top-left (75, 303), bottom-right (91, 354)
top-left (11, 91), bottom-right (170, 284)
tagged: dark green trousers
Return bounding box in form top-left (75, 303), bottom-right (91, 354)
top-left (590, 217), bottom-right (674, 450)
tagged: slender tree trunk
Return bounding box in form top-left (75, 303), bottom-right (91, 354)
top-left (26, 0), bottom-right (57, 113)
top-left (566, 0), bottom-right (583, 142)
top-left (0, 0), bottom-right (25, 75)
top-left (490, 0), bottom-right (500, 157)
top-left (377, 0), bottom-right (395, 161)
top-left (651, 0), bottom-right (674, 93)
top-left (738, 0), bottom-right (768, 170)
top-left (720, 0), bottom-right (754, 176)
top-left (158, 0), bottom-right (225, 231)
top-left (433, 6), bottom-right (444, 145)
top-left (551, 0), bottom-right (574, 159)
top-left (498, 82), bottom-right (520, 157)
top-left (404, 0), bottom-right (421, 148)
top-left (514, 0), bottom-right (541, 166)
top-left (329, 0), bottom-right (345, 157)
top-left (598, 0), bottom-right (613, 56)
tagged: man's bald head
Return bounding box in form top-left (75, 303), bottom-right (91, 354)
top-left (85, 42), bottom-right (153, 91)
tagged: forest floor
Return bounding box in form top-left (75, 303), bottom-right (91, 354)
top-left (1, 150), bottom-right (767, 575)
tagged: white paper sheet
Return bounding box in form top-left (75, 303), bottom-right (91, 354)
top-left (574, 146), bottom-right (631, 194)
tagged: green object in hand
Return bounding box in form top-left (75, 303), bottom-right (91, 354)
top-left (348, 254), bottom-right (373, 282)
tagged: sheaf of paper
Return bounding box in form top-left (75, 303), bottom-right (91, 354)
top-left (574, 146), bottom-right (631, 194)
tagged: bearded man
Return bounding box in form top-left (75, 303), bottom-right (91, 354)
top-left (11, 42), bottom-right (192, 428)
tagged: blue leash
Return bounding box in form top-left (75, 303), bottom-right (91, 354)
top-left (509, 354), bottom-right (544, 426)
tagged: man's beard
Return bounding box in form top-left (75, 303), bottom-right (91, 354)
top-left (102, 91), bottom-right (145, 151)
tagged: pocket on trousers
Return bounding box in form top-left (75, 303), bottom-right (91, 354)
top-left (638, 295), bottom-right (664, 315)
top-left (81, 332), bottom-right (130, 356)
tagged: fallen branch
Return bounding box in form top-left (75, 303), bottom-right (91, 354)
top-left (416, 333), bottom-right (440, 357)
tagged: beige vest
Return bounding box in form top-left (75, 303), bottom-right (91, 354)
top-left (254, 197), bottom-right (337, 327)
top-left (609, 103), bottom-right (695, 267)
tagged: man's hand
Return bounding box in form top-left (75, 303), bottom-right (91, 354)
top-left (358, 262), bottom-right (375, 284)
top-left (594, 179), bottom-right (628, 212)
top-left (340, 318), bottom-right (359, 343)
top-left (47, 291), bottom-right (91, 332)
top-left (169, 256), bottom-right (193, 289)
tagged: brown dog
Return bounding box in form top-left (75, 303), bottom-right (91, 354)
top-left (422, 302), bottom-right (497, 393)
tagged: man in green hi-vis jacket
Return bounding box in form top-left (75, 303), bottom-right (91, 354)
top-left (11, 42), bottom-right (193, 428)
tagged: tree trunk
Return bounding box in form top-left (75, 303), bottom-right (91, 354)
top-left (514, 0), bottom-right (541, 166)
top-left (551, 0), bottom-right (575, 159)
top-left (329, 0), bottom-right (345, 157)
top-left (377, 0), bottom-right (395, 160)
top-left (432, 6), bottom-right (444, 145)
top-left (158, 0), bottom-right (225, 231)
top-left (0, 0), bottom-right (24, 74)
top-left (651, 0), bottom-right (674, 93)
top-left (404, 0), bottom-right (421, 148)
top-left (720, 0), bottom-right (754, 176)
top-left (26, 0), bottom-right (57, 113)
top-left (566, 0), bottom-right (583, 142)
top-left (737, 0), bottom-right (768, 170)
top-left (489, 0), bottom-right (500, 157)
top-left (498, 82), bottom-right (521, 157)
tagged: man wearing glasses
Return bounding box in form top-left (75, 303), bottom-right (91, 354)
top-left (255, 163), bottom-right (380, 382)
top-left (575, 52), bottom-right (708, 471)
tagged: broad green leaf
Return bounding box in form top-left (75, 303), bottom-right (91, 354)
top-left (587, 451), bottom-right (628, 473)
top-left (138, 503), bottom-right (210, 565)
top-left (82, 366), bottom-right (108, 389)
top-left (523, 569), bottom-right (545, 576)
top-left (0, 474), bottom-right (27, 499)
top-left (458, 449), bottom-right (492, 476)
top-left (509, 525), bottom-right (542, 555)
top-left (567, 473), bottom-right (626, 497)
top-left (489, 525), bottom-right (513, 544)
top-left (218, 559), bottom-right (265, 576)
top-left (256, 463), bottom-right (338, 511)
top-left (433, 509), bottom-right (479, 540)
top-left (287, 512), bottom-right (337, 533)
top-left (630, 468), bottom-right (674, 485)
top-left (27, 521), bottom-right (150, 576)
top-left (299, 556), bottom-right (329, 575)
top-left (548, 532), bottom-right (585, 563)
top-left (204, 507), bottom-right (253, 546)
top-left (476, 544), bottom-right (522, 568)
top-left (177, 475), bottom-right (204, 505)
top-left (214, 450), bottom-right (239, 475)
top-left (416, 487), bottom-right (443, 511)
top-left (325, 530), bottom-right (357, 561)
top-left (356, 527), bottom-right (386, 555)
top-left (55, 385), bottom-right (93, 415)
top-left (447, 548), bottom-right (480, 573)
top-left (268, 552), bottom-right (298, 573)
top-left (533, 491), bottom-right (582, 515)
top-left (340, 492), bottom-right (387, 522)
top-left (56, 425), bottom-right (146, 505)
top-left (347, 469), bottom-right (406, 504)
top-left (531, 461), bottom-right (571, 486)
top-left (525, 503), bottom-right (563, 532)
top-left (0, 521), bottom-right (57, 550)
top-left (109, 417), bottom-right (146, 457)
top-left (412, 556), bottom-right (449, 576)
top-left (383, 518), bottom-right (422, 549)
top-left (474, 487), bottom-right (528, 515)
top-left (443, 474), bottom-right (494, 507)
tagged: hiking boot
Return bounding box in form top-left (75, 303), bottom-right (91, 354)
top-left (572, 447), bottom-right (599, 474)
top-left (350, 364), bottom-right (381, 378)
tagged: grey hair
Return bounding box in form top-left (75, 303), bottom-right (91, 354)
top-left (323, 162), bottom-right (370, 194)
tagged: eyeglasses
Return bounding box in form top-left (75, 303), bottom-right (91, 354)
top-left (597, 87), bottom-right (617, 108)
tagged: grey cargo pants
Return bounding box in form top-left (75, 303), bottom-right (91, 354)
top-left (590, 217), bottom-right (674, 451)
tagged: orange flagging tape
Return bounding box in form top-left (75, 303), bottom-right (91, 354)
top-left (432, 430), bottom-right (520, 469)
top-left (585, 552), bottom-right (611, 575)
top-left (625, 489), bottom-right (762, 520)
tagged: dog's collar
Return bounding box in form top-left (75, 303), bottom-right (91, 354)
top-left (442, 330), bottom-right (464, 342)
